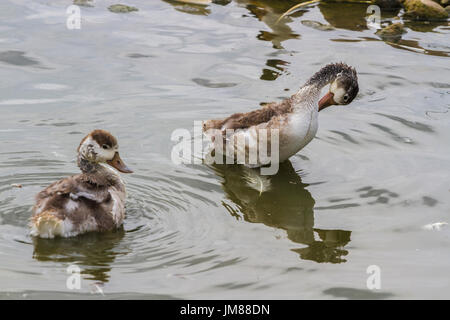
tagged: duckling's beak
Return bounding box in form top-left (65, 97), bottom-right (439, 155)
top-left (107, 152), bottom-right (133, 173)
top-left (318, 92), bottom-right (335, 111)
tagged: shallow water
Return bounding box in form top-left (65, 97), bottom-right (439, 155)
top-left (0, 0), bottom-right (449, 299)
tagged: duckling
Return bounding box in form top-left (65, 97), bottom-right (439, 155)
top-left (30, 130), bottom-right (133, 238)
top-left (203, 62), bottom-right (359, 167)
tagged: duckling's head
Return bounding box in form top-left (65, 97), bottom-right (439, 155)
top-left (77, 129), bottom-right (133, 173)
top-left (319, 66), bottom-right (358, 111)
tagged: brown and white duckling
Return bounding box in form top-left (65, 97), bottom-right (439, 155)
top-left (30, 130), bottom-right (133, 238)
top-left (203, 62), bottom-right (359, 166)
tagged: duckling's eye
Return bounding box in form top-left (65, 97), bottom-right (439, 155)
top-left (102, 144), bottom-right (110, 150)
top-left (343, 94), bottom-right (349, 102)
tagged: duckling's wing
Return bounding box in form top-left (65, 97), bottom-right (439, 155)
top-left (33, 175), bottom-right (110, 216)
top-left (31, 176), bottom-right (82, 238)
top-left (33, 177), bottom-right (75, 216)
top-left (32, 176), bottom-right (116, 238)
top-left (203, 98), bottom-right (293, 132)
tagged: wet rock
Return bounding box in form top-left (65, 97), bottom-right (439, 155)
top-left (166, 1), bottom-right (211, 15)
top-left (108, 4), bottom-right (139, 13)
top-left (212, 0), bottom-right (232, 4)
top-left (446, 5), bottom-right (450, 12)
top-left (73, 0), bottom-right (94, 7)
top-left (171, 0), bottom-right (211, 4)
top-left (375, 22), bottom-right (407, 40)
top-left (431, 0), bottom-right (448, 6)
top-left (301, 20), bottom-right (334, 31)
top-left (402, 0), bottom-right (448, 20)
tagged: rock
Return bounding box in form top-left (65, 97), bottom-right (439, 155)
top-left (108, 4), bottom-right (139, 13)
top-left (73, 0), bottom-right (94, 7)
top-left (212, 0), bottom-right (232, 4)
top-left (403, 0), bottom-right (448, 20)
top-left (446, 5), bottom-right (450, 12)
top-left (431, 0), bottom-right (448, 6)
top-left (301, 20), bottom-right (334, 31)
top-left (375, 22), bottom-right (407, 40)
top-left (173, 0), bottom-right (212, 4)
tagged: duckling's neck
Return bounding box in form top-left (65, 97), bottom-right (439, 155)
top-left (292, 85), bottom-right (321, 110)
top-left (77, 156), bottom-right (97, 174)
top-left (77, 156), bottom-right (122, 186)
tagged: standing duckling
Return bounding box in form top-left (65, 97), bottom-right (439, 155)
top-left (30, 130), bottom-right (133, 238)
top-left (203, 63), bottom-right (359, 167)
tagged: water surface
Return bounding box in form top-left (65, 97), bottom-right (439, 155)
top-left (0, 0), bottom-right (449, 299)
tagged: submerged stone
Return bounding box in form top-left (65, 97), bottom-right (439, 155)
top-left (73, 0), bottom-right (94, 7)
top-left (402, 0), bottom-right (448, 20)
top-left (301, 20), bottom-right (335, 31)
top-left (431, 0), bottom-right (448, 6)
top-left (174, 0), bottom-right (212, 4)
top-left (108, 4), bottom-right (139, 13)
top-left (375, 22), bottom-right (407, 41)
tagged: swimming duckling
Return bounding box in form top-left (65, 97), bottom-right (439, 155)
top-left (30, 130), bottom-right (133, 238)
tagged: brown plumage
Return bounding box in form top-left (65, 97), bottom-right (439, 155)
top-left (203, 98), bottom-right (294, 132)
top-left (30, 130), bottom-right (133, 238)
top-left (202, 62), bottom-right (359, 166)
top-left (32, 176), bottom-right (118, 233)
top-left (77, 129), bottom-right (117, 153)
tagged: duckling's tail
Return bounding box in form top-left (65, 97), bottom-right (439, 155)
top-left (30, 211), bottom-right (65, 239)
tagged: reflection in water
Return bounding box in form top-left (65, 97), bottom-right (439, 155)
top-left (163, 0), bottom-right (212, 15)
top-left (376, 113), bottom-right (434, 133)
top-left (385, 39), bottom-right (450, 57)
top-left (164, 0), bottom-right (299, 80)
top-left (318, 2), bottom-right (449, 57)
top-left (237, 0), bottom-right (301, 49)
top-left (163, 0), bottom-right (449, 58)
top-left (32, 229), bottom-right (127, 283)
top-left (0, 51), bottom-right (40, 67)
top-left (403, 20), bottom-right (449, 33)
top-left (319, 2), bottom-right (371, 31)
top-left (331, 36), bottom-right (450, 57)
top-left (260, 58), bottom-right (290, 81)
top-left (212, 161), bottom-right (351, 263)
top-left (165, 0), bottom-right (302, 48)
